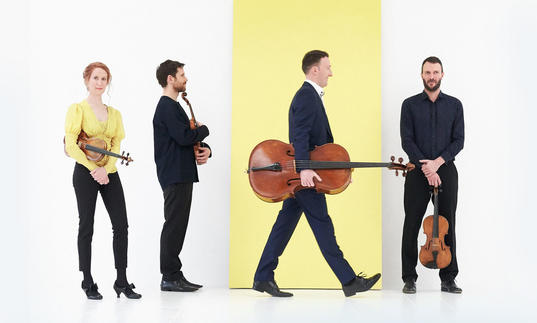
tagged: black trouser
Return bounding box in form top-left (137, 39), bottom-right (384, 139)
top-left (73, 163), bottom-right (129, 272)
top-left (160, 182), bottom-right (193, 281)
top-left (402, 162), bottom-right (458, 282)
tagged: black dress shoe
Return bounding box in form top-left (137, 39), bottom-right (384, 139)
top-left (441, 280), bottom-right (462, 294)
top-left (179, 273), bottom-right (203, 289)
top-left (161, 279), bottom-right (198, 292)
top-left (253, 280), bottom-right (293, 297)
top-left (82, 282), bottom-right (103, 300)
top-left (402, 279), bottom-right (416, 294)
top-left (342, 273), bottom-right (381, 297)
top-left (113, 282), bottom-right (142, 299)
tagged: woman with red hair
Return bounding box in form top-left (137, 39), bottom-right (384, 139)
top-left (65, 62), bottom-right (141, 300)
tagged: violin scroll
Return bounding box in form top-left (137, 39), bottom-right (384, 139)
top-left (120, 151), bottom-right (133, 166)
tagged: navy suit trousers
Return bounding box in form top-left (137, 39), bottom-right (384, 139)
top-left (254, 189), bottom-right (356, 285)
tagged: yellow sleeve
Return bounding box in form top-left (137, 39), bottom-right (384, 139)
top-left (65, 103), bottom-right (98, 171)
top-left (104, 109), bottom-right (125, 173)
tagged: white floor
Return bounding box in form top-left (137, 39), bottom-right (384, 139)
top-left (6, 285), bottom-right (536, 323)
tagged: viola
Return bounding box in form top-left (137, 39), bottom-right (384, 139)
top-left (247, 139), bottom-right (414, 202)
top-left (419, 186), bottom-right (452, 269)
top-left (181, 92), bottom-right (201, 153)
top-left (64, 130), bottom-right (133, 166)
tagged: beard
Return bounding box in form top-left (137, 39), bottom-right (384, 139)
top-left (423, 78), bottom-right (441, 92)
top-left (173, 82), bottom-right (186, 93)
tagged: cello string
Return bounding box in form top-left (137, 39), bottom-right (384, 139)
top-left (258, 160), bottom-right (398, 170)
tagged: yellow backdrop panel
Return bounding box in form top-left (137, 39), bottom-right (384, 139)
top-left (230, 0), bottom-right (382, 288)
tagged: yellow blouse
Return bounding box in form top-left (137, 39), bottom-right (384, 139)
top-left (64, 100), bottom-right (125, 173)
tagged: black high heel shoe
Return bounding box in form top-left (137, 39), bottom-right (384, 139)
top-left (82, 282), bottom-right (103, 300)
top-left (113, 282), bottom-right (142, 299)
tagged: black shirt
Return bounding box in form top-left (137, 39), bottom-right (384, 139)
top-left (400, 91), bottom-right (464, 164)
top-left (153, 96), bottom-right (209, 189)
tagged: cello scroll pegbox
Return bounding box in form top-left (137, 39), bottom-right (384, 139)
top-left (399, 157), bottom-right (407, 177)
top-left (390, 155), bottom-right (399, 176)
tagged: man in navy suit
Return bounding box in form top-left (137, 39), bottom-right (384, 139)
top-left (153, 59), bottom-right (211, 292)
top-left (253, 50), bottom-right (381, 297)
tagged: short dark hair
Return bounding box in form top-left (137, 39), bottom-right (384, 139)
top-left (156, 59), bottom-right (185, 88)
top-left (421, 56), bottom-right (443, 72)
top-left (302, 50), bottom-right (329, 74)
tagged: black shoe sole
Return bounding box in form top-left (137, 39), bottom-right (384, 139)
top-left (161, 287), bottom-right (198, 292)
top-left (86, 295), bottom-right (103, 300)
top-left (441, 287), bottom-right (462, 294)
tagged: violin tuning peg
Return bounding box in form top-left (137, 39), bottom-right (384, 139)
top-left (398, 157), bottom-right (403, 163)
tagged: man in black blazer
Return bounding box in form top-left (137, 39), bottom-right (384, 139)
top-left (253, 50), bottom-right (381, 297)
top-left (153, 59), bottom-right (211, 292)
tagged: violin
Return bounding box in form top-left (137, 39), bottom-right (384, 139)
top-left (247, 139), bottom-right (414, 202)
top-left (181, 92), bottom-right (201, 153)
top-left (64, 130), bottom-right (133, 166)
top-left (419, 187), bottom-right (452, 269)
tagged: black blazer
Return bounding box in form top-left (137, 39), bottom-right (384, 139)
top-left (289, 82), bottom-right (333, 169)
top-left (153, 96), bottom-right (209, 189)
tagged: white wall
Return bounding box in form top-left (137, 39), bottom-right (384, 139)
top-left (1, 1), bottom-right (233, 309)
top-left (1, 1), bottom-right (536, 309)
top-left (381, 0), bottom-right (537, 290)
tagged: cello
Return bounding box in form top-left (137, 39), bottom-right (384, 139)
top-left (419, 186), bottom-right (452, 269)
top-left (247, 139), bottom-right (414, 202)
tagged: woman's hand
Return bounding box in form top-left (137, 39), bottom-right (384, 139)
top-left (90, 167), bottom-right (109, 185)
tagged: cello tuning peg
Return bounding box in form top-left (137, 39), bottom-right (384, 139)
top-left (398, 157), bottom-right (403, 163)
top-left (391, 156), bottom-right (395, 162)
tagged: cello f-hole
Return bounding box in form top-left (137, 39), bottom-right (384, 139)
top-left (286, 178), bottom-right (300, 186)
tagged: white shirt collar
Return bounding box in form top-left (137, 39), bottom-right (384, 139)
top-left (305, 79), bottom-right (324, 98)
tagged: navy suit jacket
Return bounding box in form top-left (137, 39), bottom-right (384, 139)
top-left (289, 82), bottom-right (334, 170)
